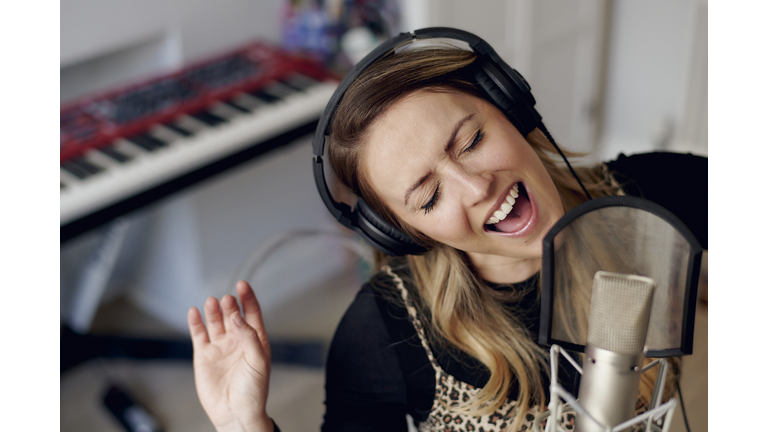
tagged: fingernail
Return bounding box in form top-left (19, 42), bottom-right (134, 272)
top-left (232, 313), bottom-right (244, 327)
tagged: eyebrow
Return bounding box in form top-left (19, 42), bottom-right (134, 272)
top-left (404, 114), bottom-right (474, 206)
top-left (444, 114), bottom-right (474, 153)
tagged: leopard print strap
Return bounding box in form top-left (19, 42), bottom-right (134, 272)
top-left (383, 265), bottom-right (440, 371)
top-left (383, 266), bottom-right (545, 432)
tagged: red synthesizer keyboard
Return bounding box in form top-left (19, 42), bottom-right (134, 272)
top-left (60, 43), bottom-right (338, 242)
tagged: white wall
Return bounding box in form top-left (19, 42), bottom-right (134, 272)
top-left (598, 0), bottom-right (708, 161)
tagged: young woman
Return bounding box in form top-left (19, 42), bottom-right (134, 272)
top-left (187, 35), bottom-right (707, 432)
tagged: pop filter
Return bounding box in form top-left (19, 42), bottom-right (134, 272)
top-left (539, 196), bottom-right (702, 357)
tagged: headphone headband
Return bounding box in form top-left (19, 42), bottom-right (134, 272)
top-left (312, 28), bottom-right (542, 256)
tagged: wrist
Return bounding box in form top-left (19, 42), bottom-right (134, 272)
top-left (215, 415), bottom-right (274, 432)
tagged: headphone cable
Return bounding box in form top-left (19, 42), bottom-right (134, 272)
top-left (537, 122), bottom-right (593, 200)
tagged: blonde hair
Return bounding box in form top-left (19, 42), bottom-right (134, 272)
top-left (400, 132), bottom-right (616, 428)
top-left (328, 46), bottom-right (676, 429)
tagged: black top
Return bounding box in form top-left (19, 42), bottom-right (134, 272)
top-left (320, 152), bottom-right (707, 431)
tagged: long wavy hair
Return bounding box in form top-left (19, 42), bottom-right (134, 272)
top-left (328, 46), bottom-right (674, 430)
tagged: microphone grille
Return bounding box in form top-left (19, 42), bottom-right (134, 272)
top-left (587, 271), bottom-right (655, 355)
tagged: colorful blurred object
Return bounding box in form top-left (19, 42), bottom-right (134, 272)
top-left (281, 0), bottom-right (401, 72)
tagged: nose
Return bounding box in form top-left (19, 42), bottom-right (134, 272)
top-left (445, 163), bottom-right (492, 207)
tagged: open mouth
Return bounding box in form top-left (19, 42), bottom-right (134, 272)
top-left (484, 182), bottom-right (534, 234)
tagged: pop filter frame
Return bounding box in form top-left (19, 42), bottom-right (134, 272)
top-left (539, 196), bottom-right (703, 357)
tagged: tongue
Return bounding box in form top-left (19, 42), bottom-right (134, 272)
top-left (494, 191), bottom-right (532, 233)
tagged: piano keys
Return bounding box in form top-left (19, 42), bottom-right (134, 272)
top-left (61, 43), bottom-right (338, 243)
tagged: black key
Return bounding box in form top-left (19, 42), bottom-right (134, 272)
top-left (222, 100), bottom-right (251, 113)
top-left (247, 89), bottom-right (280, 103)
top-left (127, 133), bottom-right (168, 152)
top-left (100, 146), bottom-right (131, 163)
top-left (164, 122), bottom-right (194, 137)
top-left (62, 161), bottom-right (91, 179)
top-left (282, 74), bottom-right (317, 92)
top-left (189, 110), bottom-right (227, 127)
top-left (71, 157), bottom-right (103, 175)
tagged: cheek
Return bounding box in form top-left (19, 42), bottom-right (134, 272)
top-left (481, 138), bottom-right (526, 169)
top-left (538, 173), bottom-right (565, 221)
top-left (413, 207), bottom-right (474, 244)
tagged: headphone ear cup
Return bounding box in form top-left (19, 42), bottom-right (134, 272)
top-left (471, 61), bottom-right (539, 136)
top-left (355, 199), bottom-right (426, 255)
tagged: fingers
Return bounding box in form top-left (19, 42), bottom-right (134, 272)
top-left (236, 281), bottom-right (261, 327)
top-left (187, 307), bottom-right (210, 348)
top-left (227, 311), bottom-right (268, 366)
top-left (197, 284), bottom-right (267, 349)
top-left (236, 281), bottom-right (270, 356)
top-left (219, 294), bottom-right (241, 333)
top-left (203, 297), bottom-right (226, 340)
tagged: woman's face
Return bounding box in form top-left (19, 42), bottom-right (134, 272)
top-left (363, 91), bottom-right (565, 282)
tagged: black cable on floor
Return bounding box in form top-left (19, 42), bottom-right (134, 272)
top-left (677, 380), bottom-right (691, 432)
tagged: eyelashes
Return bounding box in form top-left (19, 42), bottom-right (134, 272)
top-left (421, 182), bottom-right (440, 214)
top-left (462, 130), bottom-right (485, 154)
top-left (420, 129), bottom-right (485, 214)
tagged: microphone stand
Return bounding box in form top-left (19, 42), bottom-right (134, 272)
top-left (533, 345), bottom-right (678, 432)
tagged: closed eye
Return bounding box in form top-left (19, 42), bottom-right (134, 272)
top-left (421, 130), bottom-right (482, 214)
top-left (461, 130), bottom-right (485, 155)
top-left (421, 182), bottom-right (441, 214)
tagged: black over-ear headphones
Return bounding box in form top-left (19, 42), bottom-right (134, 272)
top-left (312, 27), bottom-right (545, 256)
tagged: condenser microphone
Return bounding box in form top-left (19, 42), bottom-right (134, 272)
top-left (575, 271), bottom-right (655, 432)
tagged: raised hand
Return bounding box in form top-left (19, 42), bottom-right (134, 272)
top-left (187, 281), bottom-right (274, 432)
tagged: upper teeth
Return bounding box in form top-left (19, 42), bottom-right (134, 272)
top-left (486, 184), bottom-right (519, 224)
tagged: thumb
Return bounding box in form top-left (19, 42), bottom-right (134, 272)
top-left (229, 312), bottom-right (268, 365)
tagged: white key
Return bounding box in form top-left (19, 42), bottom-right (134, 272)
top-left (61, 167), bottom-right (80, 187)
top-left (263, 82), bottom-right (295, 100)
top-left (113, 138), bottom-right (146, 159)
top-left (209, 102), bottom-right (242, 121)
top-left (149, 124), bottom-right (185, 143)
top-left (84, 148), bottom-right (118, 169)
top-left (230, 92), bottom-right (264, 111)
top-left (284, 73), bottom-right (318, 91)
top-left (175, 115), bottom-right (209, 134)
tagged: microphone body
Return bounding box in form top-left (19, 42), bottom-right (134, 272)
top-left (576, 346), bottom-right (645, 432)
top-left (575, 271), bottom-right (655, 432)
